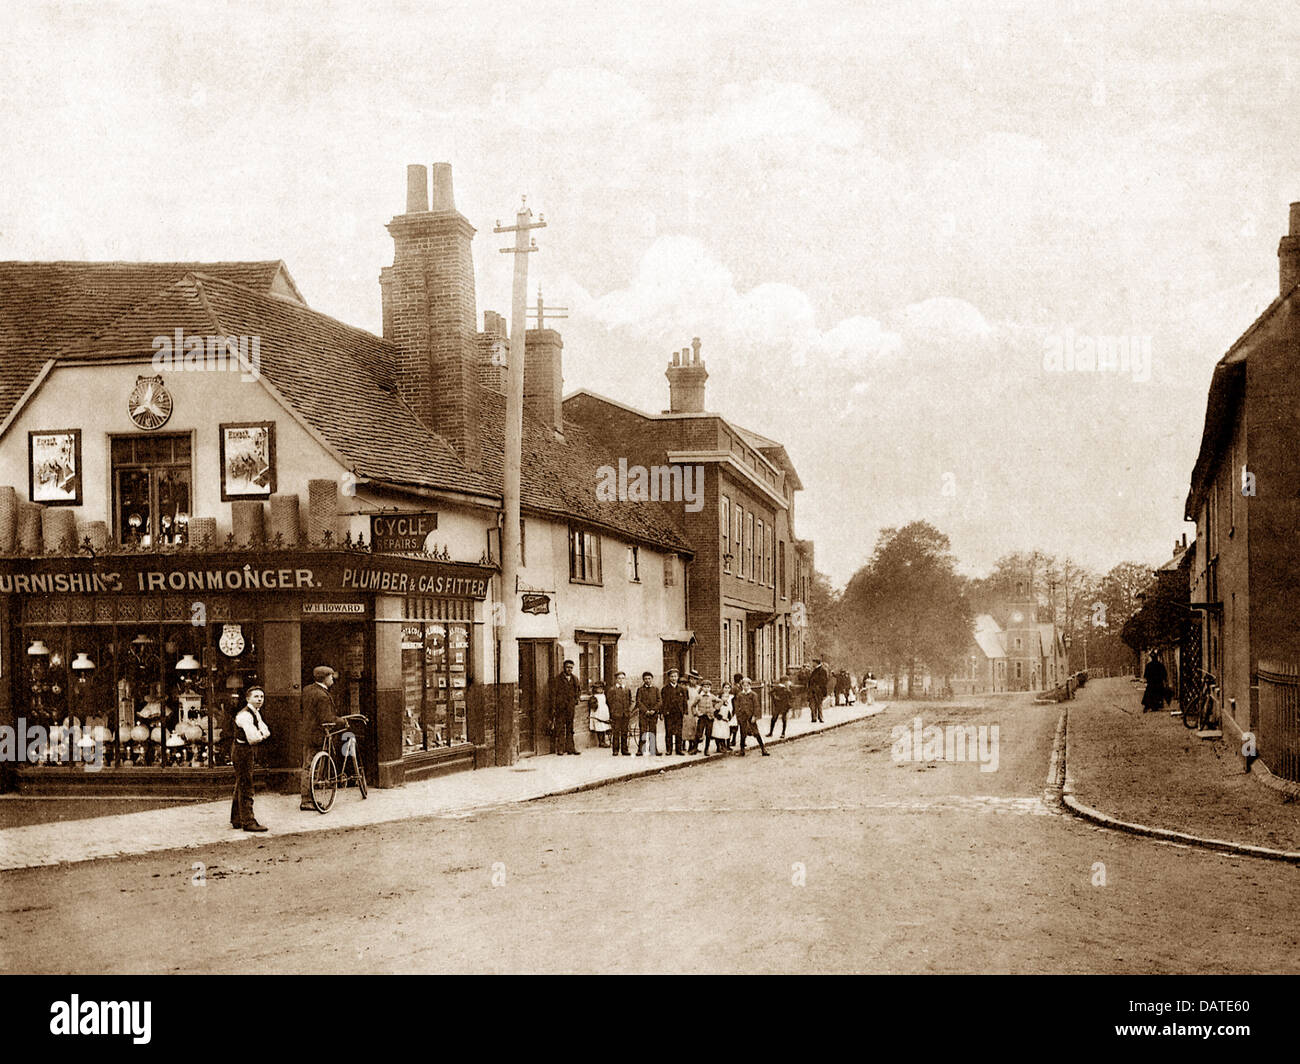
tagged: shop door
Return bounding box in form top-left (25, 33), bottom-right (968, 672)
top-left (518, 639), bottom-right (556, 755)
top-left (301, 622), bottom-right (375, 781)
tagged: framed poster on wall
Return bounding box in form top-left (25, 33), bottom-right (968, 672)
top-left (219, 422), bottom-right (276, 501)
top-left (28, 429), bottom-right (82, 506)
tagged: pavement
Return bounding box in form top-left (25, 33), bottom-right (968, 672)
top-left (1063, 677), bottom-right (1300, 858)
top-left (0, 699), bottom-right (887, 871)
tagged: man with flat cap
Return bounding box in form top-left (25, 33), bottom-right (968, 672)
top-left (301, 665), bottom-right (345, 810)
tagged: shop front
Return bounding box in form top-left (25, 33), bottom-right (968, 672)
top-left (0, 549), bottom-right (494, 794)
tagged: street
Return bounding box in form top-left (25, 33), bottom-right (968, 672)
top-left (4, 683), bottom-right (1298, 974)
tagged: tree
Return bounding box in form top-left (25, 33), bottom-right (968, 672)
top-left (1092, 561), bottom-right (1155, 675)
top-left (840, 521), bottom-right (974, 696)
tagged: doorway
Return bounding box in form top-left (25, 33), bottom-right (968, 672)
top-left (300, 622), bottom-right (375, 781)
top-left (517, 639), bottom-right (556, 755)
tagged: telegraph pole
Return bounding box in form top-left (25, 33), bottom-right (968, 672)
top-left (493, 198), bottom-right (545, 765)
top-left (527, 287), bottom-right (568, 330)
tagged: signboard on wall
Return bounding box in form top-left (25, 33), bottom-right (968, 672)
top-left (0, 551), bottom-right (493, 601)
top-left (370, 512), bottom-right (438, 554)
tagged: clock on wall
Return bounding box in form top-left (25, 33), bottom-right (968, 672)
top-left (127, 375), bottom-right (173, 431)
top-left (219, 624), bottom-right (246, 657)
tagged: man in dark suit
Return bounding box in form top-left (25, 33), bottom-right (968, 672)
top-left (301, 665), bottom-right (345, 810)
top-left (809, 659), bottom-right (830, 723)
top-left (660, 668), bottom-right (688, 755)
top-left (607, 670), bottom-right (633, 756)
top-left (550, 659), bottom-right (582, 754)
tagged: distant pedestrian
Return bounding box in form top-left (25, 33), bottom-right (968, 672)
top-left (684, 671), bottom-right (703, 753)
top-left (734, 677), bottom-right (769, 756)
top-left (809, 660), bottom-right (829, 723)
top-left (588, 681), bottom-right (611, 747)
top-left (635, 672), bottom-right (661, 756)
top-left (769, 675), bottom-right (792, 738)
top-left (231, 686), bottom-right (270, 832)
top-left (551, 659), bottom-right (582, 755)
top-left (660, 668), bottom-right (688, 755)
top-left (1142, 655), bottom-right (1169, 714)
top-left (707, 683), bottom-right (730, 753)
top-left (720, 682), bottom-right (738, 747)
top-left (607, 671), bottom-right (633, 756)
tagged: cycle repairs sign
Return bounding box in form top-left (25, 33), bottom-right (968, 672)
top-left (370, 512), bottom-right (437, 554)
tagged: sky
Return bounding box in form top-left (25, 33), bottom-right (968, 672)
top-left (2, 0), bottom-right (1297, 587)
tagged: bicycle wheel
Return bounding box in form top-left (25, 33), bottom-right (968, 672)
top-left (352, 754), bottom-right (368, 799)
top-left (309, 751), bottom-right (337, 812)
top-left (1181, 691), bottom-right (1203, 729)
top-left (1202, 693), bottom-right (1220, 731)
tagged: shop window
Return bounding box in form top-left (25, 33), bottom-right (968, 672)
top-left (19, 607), bottom-right (256, 770)
top-left (569, 527), bottom-right (602, 585)
top-left (402, 620), bottom-right (472, 752)
top-left (112, 435), bottom-right (192, 546)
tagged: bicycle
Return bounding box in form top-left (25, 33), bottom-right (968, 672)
top-left (308, 714), bottom-right (369, 812)
top-left (1181, 672), bottom-right (1221, 731)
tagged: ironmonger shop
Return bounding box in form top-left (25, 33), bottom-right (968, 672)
top-left (0, 549), bottom-right (495, 794)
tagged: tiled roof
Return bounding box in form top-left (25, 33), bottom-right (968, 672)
top-left (36, 271), bottom-right (692, 555)
top-left (0, 261), bottom-right (293, 422)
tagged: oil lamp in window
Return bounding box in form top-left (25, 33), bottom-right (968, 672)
top-left (176, 654), bottom-right (203, 765)
top-left (127, 512), bottom-right (143, 544)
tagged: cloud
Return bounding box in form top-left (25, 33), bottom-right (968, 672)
top-left (494, 67), bottom-right (651, 132)
top-left (694, 80), bottom-right (864, 150)
top-left (583, 235), bottom-right (900, 374)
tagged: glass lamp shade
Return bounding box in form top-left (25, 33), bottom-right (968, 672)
top-left (27, 640), bottom-right (50, 656)
top-left (176, 654), bottom-right (201, 672)
top-left (72, 652), bottom-right (95, 671)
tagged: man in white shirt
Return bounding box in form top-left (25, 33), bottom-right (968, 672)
top-left (231, 686), bottom-right (271, 831)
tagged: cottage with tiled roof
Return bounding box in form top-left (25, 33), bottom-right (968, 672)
top-left (0, 164), bottom-right (695, 796)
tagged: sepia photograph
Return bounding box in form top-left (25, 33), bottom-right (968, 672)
top-left (0, 0), bottom-right (1296, 1043)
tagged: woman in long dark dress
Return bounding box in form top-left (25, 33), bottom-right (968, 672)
top-left (1141, 656), bottom-right (1168, 713)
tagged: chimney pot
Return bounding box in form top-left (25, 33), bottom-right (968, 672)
top-left (406, 164), bottom-right (429, 213)
top-left (432, 162), bottom-right (455, 212)
top-left (1279, 201), bottom-right (1300, 296)
top-left (691, 336), bottom-right (701, 364)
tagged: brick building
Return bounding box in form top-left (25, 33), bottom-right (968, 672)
top-left (1184, 201), bottom-right (1300, 779)
top-left (565, 342), bottom-right (812, 703)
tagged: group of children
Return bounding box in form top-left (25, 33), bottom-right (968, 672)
top-left (587, 671), bottom-right (770, 756)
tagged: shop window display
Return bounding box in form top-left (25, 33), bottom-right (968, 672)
top-left (400, 620), bottom-right (471, 754)
top-left (18, 606), bottom-right (260, 770)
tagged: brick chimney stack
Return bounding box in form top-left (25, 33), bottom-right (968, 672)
top-left (379, 162), bottom-right (482, 471)
top-left (665, 336), bottom-right (708, 413)
top-left (524, 329), bottom-right (564, 436)
top-left (478, 311), bottom-right (508, 394)
top-left (1279, 202), bottom-right (1300, 297)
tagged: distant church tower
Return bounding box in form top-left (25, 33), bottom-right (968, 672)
top-left (1002, 572), bottom-right (1040, 691)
